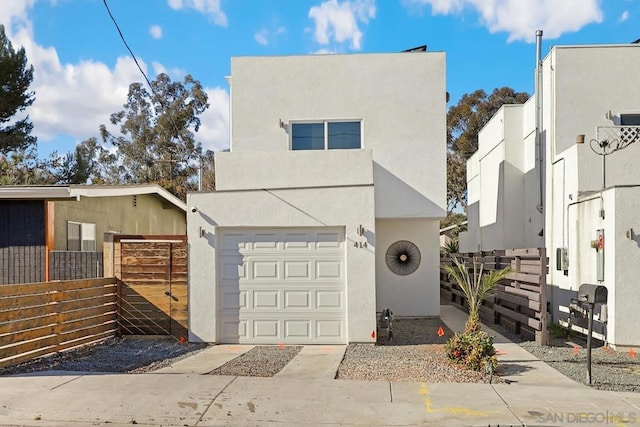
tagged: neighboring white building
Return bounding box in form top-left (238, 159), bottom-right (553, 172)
top-left (459, 43), bottom-right (640, 348)
top-left (187, 52), bottom-right (447, 344)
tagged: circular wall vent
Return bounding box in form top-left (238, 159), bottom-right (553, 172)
top-left (385, 240), bottom-right (421, 276)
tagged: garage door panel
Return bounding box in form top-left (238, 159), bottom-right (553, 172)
top-left (254, 320), bottom-right (279, 338)
top-left (285, 320), bottom-right (311, 338)
top-left (317, 320), bottom-right (343, 338)
top-left (221, 234), bottom-right (247, 253)
top-left (316, 290), bottom-right (342, 309)
top-left (252, 290), bottom-right (279, 309)
top-left (253, 233), bottom-right (278, 249)
top-left (218, 227), bottom-right (345, 344)
top-left (284, 233), bottom-right (312, 249)
top-left (221, 260), bottom-right (245, 280)
top-left (284, 261), bottom-right (310, 279)
top-left (284, 290), bottom-right (310, 309)
top-left (316, 232), bottom-right (341, 247)
top-left (252, 260), bottom-right (279, 279)
top-left (315, 260), bottom-right (342, 279)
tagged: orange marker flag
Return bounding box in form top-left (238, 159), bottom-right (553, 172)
top-left (437, 326), bottom-right (445, 337)
top-left (371, 330), bottom-right (376, 339)
top-left (630, 348), bottom-right (637, 358)
top-left (603, 345), bottom-right (611, 353)
top-left (573, 345), bottom-right (580, 356)
top-left (278, 342), bottom-right (285, 350)
top-left (179, 336), bottom-right (186, 345)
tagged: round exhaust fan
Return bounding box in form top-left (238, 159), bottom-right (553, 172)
top-left (385, 240), bottom-right (421, 276)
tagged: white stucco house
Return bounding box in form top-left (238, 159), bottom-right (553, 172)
top-left (187, 51), bottom-right (447, 344)
top-left (459, 42), bottom-right (640, 348)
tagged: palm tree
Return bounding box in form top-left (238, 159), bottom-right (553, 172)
top-left (442, 256), bottom-right (511, 333)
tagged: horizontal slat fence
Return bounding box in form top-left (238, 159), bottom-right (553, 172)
top-left (441, 248), bottom-right (548, 345)
top-left (49, 251), bottom-right (104, 280)
top-left (0, 277), bottom-right (118, 369)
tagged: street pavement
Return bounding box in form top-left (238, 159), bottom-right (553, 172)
top-left (1, 306), bottom-right (639, 426)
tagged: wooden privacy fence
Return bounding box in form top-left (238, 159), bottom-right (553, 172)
top-left (0, 278), bottom-right (118, 369)
top-left (441, 248), bottom-right (548, 345)
top-left (104, 235), bottom-right (188, 339)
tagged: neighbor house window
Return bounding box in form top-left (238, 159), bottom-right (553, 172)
top-left (67, 221), bottom-right (96, 251)
top-left (291, 121), bottom-right (361, 150)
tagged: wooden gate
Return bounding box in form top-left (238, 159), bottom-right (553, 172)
top-left (104, 235), bottom-right (188, 339)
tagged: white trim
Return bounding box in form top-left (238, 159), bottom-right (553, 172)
top-left (0, 184), bottom-right (187, 212)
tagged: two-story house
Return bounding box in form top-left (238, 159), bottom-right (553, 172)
top-left (459, 42), bottom-right (640, 348)
top-left (188, 52), bottom-right (447, 344)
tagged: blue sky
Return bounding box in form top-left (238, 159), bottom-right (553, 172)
top-left (1, 0), bottom-right (637, 157)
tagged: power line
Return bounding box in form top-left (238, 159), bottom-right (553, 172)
top-left (101, 0), bottom-right (206, 182)
top-left (102, 0), bottom-right (153, 89)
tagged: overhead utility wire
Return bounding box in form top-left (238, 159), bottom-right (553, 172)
top-left (102, 0), bottom-right (204, 185)
top-left (102, 0), bottom-right (153, 89)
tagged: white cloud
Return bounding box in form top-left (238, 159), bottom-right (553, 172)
top-left (167, 0), bottom-right (227, 27)
top-left (0, 0), bottom-right (36, 38)
top-left (308, 0), bottom-right (376, 50)
top-left (197, 87), bottom-right (229, 152)
top-left (255, 29), bottom-right (269, 46)
top-left (404, 0), bottom-right (603, 42)
top-left (0, 1), bottom-right (232, 157)
top-left (619, 10), bottom-right (629, 22)
top-left (149, 24), bottom-right (163, 39)
top-left (254, 26), bottom-right (286, 46)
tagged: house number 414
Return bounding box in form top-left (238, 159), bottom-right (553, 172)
top-left (354, 241), bottom-right (368, 248)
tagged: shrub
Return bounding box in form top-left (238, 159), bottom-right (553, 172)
top-left (445, 329), bottom-right (497, 372)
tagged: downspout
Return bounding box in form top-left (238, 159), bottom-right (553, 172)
top-left (535, 30), bottom-right (544, 216)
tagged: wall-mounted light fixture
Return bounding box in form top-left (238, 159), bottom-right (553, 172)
top-left (279, 119), bottom-right (288, 130)
top-left (357, 225), bottom-right (365, 236)
top-left (576, 134), bottom-right (585, 144)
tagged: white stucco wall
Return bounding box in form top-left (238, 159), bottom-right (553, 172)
top-left (215, 149), bottom-right (374, 191)
top-left (187, 186), bottom-right (376, 343)
top-left (228, 53), bottom-right (446, 219)
top-left (375, 218), bottom-right (440, 317)
top-left (611, 187), bottom-right (640, 347)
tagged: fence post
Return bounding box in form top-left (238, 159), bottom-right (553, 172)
top-left (537, 247), bottom-right (549, 345)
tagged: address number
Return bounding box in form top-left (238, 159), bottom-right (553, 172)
top-left (354, 241), bottom-right (368, 248)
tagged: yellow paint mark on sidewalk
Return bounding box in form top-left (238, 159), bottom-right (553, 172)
top-left (420, 383), bottom-right (497, 418)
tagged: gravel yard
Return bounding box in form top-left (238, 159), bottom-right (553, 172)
top-left (3, 317), bottom-right (640, 393)
top-left (209, 345), bottom-right (302, 377)
top-left (336, 318), bottom-right (498, 383)
top-left (518, 333), bottom-right (640, 392)
top-left (0, 336), bottom-right (208, 375)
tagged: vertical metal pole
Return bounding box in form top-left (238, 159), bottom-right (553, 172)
top-left (198, 155), bottom-right (203, 192)
top-left (586, 303), bottom-right (594, 385)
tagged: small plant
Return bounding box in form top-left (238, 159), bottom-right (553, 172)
top-left (441, 255), bottom-right (510, 371)
top-left (440, 238), bottom-right (459, 255)
top-left (445, 329), bottom-right (497, 372)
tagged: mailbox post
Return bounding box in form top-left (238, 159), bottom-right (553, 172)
top-left (578, 283), bottom-right (608, 385)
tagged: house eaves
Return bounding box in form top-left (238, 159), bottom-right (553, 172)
top-left (0, 186), bottom-right (75, 200)
top-left (69, 184), bottom-right (187, 212)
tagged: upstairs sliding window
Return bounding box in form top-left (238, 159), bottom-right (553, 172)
top-left (291, 121), bottom-right (361, 150)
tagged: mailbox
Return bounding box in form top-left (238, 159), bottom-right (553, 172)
top-left (578, 283), bottom-right (608, 305)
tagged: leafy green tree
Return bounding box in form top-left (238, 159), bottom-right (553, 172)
top-left (0, 25), bottom-right (36, 154)
top-left (98, 73), bottom-right (210, 200)
top-left (0, 148), bottom-right (57, 185)
top-left (447, 87), bottom-right (529, 212)
top-left (54, 141), bottom-right (99, 184)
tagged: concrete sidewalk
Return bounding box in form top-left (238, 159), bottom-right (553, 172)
top-left (2, 306), bottom-right (639, 426)
top-left (1, 373), bottom-right (639, 426)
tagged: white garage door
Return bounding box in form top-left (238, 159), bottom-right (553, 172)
top-left (218, 228), bottom-right (346, 344)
